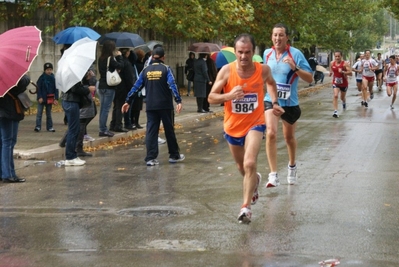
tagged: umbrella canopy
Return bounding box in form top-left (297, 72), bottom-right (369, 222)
top-left (188, 42), bottom-right (221, 53)
top-left (55, 37), bottom-right (97, 92)
top-left (215, 47), bottom-right (236, 69)
top-left (146, 40), bottom-right (163, 50)
top-left (99, 32), bottom-right (145, 48)
top-left (0, 26), bottom-right (42, 97)
top-left (253, 54), bottom-right (263, 63)
top-left (52, 26), bottom-right (100, 45)
top-left (135, 40), bottom-right (164, 54)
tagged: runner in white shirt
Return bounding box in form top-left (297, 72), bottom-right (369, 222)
top-left (384, 55), bottom-right (399, 109)
top-left (359, 50), bottom-right (378, 107)
top-left (352, 53), bottom-right (364, 93)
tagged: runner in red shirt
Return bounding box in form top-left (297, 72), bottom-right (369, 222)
top-left (329, 51), bottom-right (352, 118)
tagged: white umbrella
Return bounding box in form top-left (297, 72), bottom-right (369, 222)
top-left (56, 37), bottom-right (97, 92)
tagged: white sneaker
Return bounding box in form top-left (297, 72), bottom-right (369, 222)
top-left (237, 206), bottom-right (252, 224)
top-left (158, 137), bottom-right (166, 144)
top-left (287, 164), bottom-right (297, 185)
top-left (65, 157), bottom-right (86, 166)
top-left (265, 172), bottom-right (280, 188)
top-left (333, 110), bottom-right (339, 118)
top-left (84, 135), bottom-right (95, 142)
top-left (251, 172), bottom-right (261, 205)
top-left (146, 159), bottom-right (159, 166)
top-left (169, 154), bottom-right (185, 163)
top-left (390, 105), bottom-right (394, 110)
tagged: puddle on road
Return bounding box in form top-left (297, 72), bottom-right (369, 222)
top-left (139, 239), bottom-right (206, 251)
top-left (116, 206), bottom-right (195, 217)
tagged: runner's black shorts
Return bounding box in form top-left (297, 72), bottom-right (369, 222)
top-left (375, 69), bottom-right (383, 75)
top-left (264, 101), bottom-right (301, 125)
top-left (333, 84), bottom-right (348, 92)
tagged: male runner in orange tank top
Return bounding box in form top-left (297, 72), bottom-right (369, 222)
top-left (209, 33), bottom-right (284, 224)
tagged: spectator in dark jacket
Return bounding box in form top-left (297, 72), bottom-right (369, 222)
top-left (61, 71), bottom-right (93, 166)
top-left (193, 53), bottom-right (212, 113)
top-left (122, 47), bottom-right (184, 166)
top-left (185, 52), bottom-right (195, 96)
top-left (97, 40), bottom-right (124, 137)
top-left (35, 62), bottom-right (59, 132)
top-left (203, 56), bottom-right (217, 112)
top-left (0, 75), bottom-right (30, 183)
top-left (110, 48), bottom-right (136, 132)
top-left (76, 68), bottom-right (97, 157)
top-left (129, 48), bottom-right (145, 129)
top-left (308, 53), bottom-right (318, 86)
top-left (59, 68), bottom-right (97, 157)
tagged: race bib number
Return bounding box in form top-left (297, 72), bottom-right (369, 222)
top-left (232, 93), bottom-right (258, 114)
top-left (276, 82), bottom-right (291, 100)
top-left (389, 73), bottom-right (395, 78)
top-left (335, 77), bottom-right (343, 84)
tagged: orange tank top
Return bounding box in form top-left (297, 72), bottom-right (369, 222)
top-left (223, 61), bottom-right (265, 137)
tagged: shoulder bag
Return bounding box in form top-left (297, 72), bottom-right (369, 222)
top-left (106, 56), bottom-right (122, 86)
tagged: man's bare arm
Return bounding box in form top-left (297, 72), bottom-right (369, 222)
top-left (208, 65), bottom-right (244, 104)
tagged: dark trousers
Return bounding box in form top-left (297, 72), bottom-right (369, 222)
top-left (131, 110), bottom-right (141, 126)
top-left (145, 109), bottom-right (180, 162)
top-left (196, 97), bottom-right (204, 112)
top-left (110, 91), bottom-right (125, 130)
top-left (76, 117), bottom-right (94, 151)
top-left (202, 83), bottom-right (212, 111)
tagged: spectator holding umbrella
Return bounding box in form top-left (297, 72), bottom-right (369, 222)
top-left (97, 40), bottom-right (124, 137)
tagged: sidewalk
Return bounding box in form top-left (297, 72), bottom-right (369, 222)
top-left (14, 78), bottom-right (331, 160)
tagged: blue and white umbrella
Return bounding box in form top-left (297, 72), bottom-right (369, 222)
top-left (53, 26), bottom-right (100, 45)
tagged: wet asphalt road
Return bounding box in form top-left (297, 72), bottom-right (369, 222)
top-left (1, 79), bottom-right (399, 267)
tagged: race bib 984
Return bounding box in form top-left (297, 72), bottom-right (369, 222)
top-left (232, 93), bottom-right (258, 114)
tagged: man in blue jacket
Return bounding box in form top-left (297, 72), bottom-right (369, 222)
top-left (122, 47), bottom-right (184, 166)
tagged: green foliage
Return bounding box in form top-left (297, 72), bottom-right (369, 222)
top-left (0, 0), bottom-right (393, 54)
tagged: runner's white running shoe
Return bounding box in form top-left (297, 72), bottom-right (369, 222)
top-left (287, 164), bottom-right (298, 185)
top-left (333, 110), bottom-right (339, 118)
top-left (251, 172), bottom-right (261, 205)
top-left (265, 172), bottom-right (280, 188)
top-left (237, 206), bottom-right (252, 224)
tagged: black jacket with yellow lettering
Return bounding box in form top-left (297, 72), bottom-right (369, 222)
top-left (125, 59), bottom-right (181, 111)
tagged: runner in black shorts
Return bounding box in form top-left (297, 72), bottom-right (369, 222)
top-left (375, 53), bottom-right (384, 91)
top-left (264, 101), bottom-right (301, 125)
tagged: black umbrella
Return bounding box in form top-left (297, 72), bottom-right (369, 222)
top-left (99, 32), bottom-right (145, 48)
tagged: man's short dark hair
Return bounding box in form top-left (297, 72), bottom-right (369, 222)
top-left (152, 47), bottom-right (165, 58)
top-left (273, 23), bottom-right (289, 36)
top-left (234, 33), bottom-right (256, 52)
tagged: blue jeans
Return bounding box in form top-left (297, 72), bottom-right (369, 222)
top-left (98, 88), bottom-right (115, 132)
top-left (0, 118), bottom-right (19, 179)
top-left (36, 103), bottom-right (53, 130)
top-left (62, 101), bottom-right (80, 160)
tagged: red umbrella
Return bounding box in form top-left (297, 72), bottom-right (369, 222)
top-left (0, 26), bottom-right (42, 97)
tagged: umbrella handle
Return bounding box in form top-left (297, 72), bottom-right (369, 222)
top-left (26, 46), bottom-right (31, 62)
top-left (29, 81), bottom-right (38, 94)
